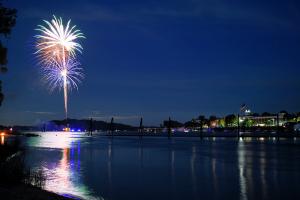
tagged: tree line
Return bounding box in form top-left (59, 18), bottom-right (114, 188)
top-left (163, 111), bottom-right (300, 129)
top-left (0, 2), bottom-right (17, 106)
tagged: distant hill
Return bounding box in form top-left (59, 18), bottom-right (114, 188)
top-left (48, 118), bottom-right (136, 131)
top-left (162, 119), bottom-right (183, 128)
top-left (1, 119), bottom-right (137, 132)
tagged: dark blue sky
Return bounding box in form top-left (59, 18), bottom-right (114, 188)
top-left (1, 0), bottom-right (300, 126)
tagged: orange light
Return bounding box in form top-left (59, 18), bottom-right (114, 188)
top-left (63, 128), bottom-right (70, 132)
top-left (0, 132), bottom-right (5, 136)
top-left (1, 135), bottom-right (4, 145)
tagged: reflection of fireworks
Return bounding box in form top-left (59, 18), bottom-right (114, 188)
top-left (34, 15), bottom-right (85, 118)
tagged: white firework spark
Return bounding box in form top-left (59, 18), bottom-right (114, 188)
top-left (35, 15), bottom-right (84, 57)
top-left (34, 15), bottom-right (85, 119)
top-left (41, 58), bottom-right (84, 92)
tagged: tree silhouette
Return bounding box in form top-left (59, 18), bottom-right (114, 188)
top-left (197, 115), bottom-right (207, 131)
top-left (0, 2), bottom-right (17, 106)
top-left (261, 112), bottom-right (272, 117)
top-left (184, 118), bottom-right (200, 129)
top-left (225, 114), bottom-right (237, 127)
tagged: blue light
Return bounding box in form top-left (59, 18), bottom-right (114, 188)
top-left (77, 129), bottom-right (81, 132)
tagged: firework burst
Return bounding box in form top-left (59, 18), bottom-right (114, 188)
top-left (35, 15), bottom-right (84, 57)
top-left (41, 58), bottom-right (84, 92)
top-left (34, 15), bottom-right (85, 118)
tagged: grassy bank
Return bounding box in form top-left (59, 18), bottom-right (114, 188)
top-left (0, 138), bottom-right (75, 200)
top-left (0, 184), bottom-right (73, 200)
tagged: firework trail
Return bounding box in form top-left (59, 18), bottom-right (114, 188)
top-left (34, 16), bottom-right (85, 118)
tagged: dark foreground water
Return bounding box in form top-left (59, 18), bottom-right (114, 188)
top-left (14, 132), bottom-right (300, 200)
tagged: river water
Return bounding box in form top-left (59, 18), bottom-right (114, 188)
top-left (13, 132), bottom-right (300, 200)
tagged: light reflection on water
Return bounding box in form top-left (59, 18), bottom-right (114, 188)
top-left (238, 139), bottom-right (247, 200)
top-left (24, 132), bottom-right (102, 200)
top-left (25, 132), bottom-right (83, 149)
top-left (23, 132), bottom-right (300, 200)
top-left (1, 135), bottom-right (4, 145)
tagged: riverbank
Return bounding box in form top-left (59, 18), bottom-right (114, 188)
top-left (0, 184), bottom-right (75, 200)
top-left (0, 136), bottom-right (79, 200)
top-left (93, 131), bottom-right (300, 138)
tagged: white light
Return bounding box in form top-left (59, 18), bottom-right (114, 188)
top-left (61, 69), bottom-right (67, 77)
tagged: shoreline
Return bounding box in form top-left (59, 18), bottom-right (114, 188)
top-left (85, 131), bottom-right (300, 138)
top-left (0, 184), bottom-right (77, 200)
top-left (11, 130), bottom-right (300, 139)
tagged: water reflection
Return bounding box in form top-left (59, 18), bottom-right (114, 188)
top-left (43, 142), bottom-right (99, 199)
top-left (1, 135), bottom-right (4, 145)
top-left (23, 133), bottom-right (300, 200)
top-left (170, 148), bottom-right (175, 199)
top-left (107, 139), bottom-right (112, 198)
top-left (238, 139), bottom-right (248, 200)
top-left (26, 132), bottom-right (82, 149)
top-left (26, 132), bottom-right (102, 200)
top-left (190, 145), bottom-right (197, 199)
top-left (138, 140), bottom-right (144, 168)
top-left (259, 146), bottom-right (267, 199)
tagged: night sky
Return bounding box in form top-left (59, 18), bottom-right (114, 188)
top-left (1, 0), bottom-right (300, 126)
